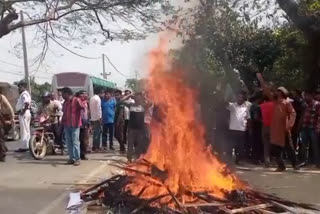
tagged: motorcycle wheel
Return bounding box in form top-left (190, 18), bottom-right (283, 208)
top-left (29, 135), bottom-right (47, 160)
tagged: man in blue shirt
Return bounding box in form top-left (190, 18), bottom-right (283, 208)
top-left (101, 91), bottom-right (116, 150)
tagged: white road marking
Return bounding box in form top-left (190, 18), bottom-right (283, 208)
top-left (36, 162), bottom-right (108, 214)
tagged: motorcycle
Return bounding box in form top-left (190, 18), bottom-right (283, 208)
top-left (29, 115), bottom-right (64, 160)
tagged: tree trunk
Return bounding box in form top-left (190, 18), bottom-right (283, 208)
top-left (306, 39), bottom-right (320, 90)
top-left (276, 0), bottom-right (320, 90)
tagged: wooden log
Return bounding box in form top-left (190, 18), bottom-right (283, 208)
top-left (271, 201), bottom-right (316, 214)
top-left (228, 204), bottom-right (271, 213)
top-left (259, 209), bottom-right (290, 214)
top-left (82, 175), bottom-right (122, 194)
top-left (181, 202), bottom-right (225, 208)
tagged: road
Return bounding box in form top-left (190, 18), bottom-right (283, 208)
top-left (1, 140), bottom-right (320, 214)
top-left (0, 140), bottom-right (125, 214)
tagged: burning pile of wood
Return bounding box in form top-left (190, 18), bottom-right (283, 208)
top-left (81, 159), bottom-right (319, 214)
top-left (81, 40), bottom-right (319, 213)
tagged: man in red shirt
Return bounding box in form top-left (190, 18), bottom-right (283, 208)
top-left (260, 95), bottom-right (274, 167)
top-left (61, 87), bottom-right (85, 166)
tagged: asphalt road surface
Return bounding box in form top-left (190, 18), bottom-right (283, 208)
top-left (1, 140), bottom-right (320, 214)
top-left (0, 140), bottom-right (124, 214)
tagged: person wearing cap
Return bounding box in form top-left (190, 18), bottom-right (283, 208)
top-left (15, 81), bottom-right (31, 153)
top-left (257, 73), bottom-right (298, 171)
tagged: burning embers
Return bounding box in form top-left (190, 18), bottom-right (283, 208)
top-left (81, 40), bottom-right (320, 213)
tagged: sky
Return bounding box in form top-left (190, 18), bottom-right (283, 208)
top-left (0, 0), bottom-right (193, 89)
top-left (0, 28), bottom-right (159, 88)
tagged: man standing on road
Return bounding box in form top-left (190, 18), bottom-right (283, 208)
top-left (123, 90), bottom-right (134, 145)
top-left (299, 90), bottom-right (320, 168)
top-left (257, 73), bottom-right (298, 172)
top-left (15, 81), bottom-right (31, 153)
top-left (122, 92), bottom-right (151, 162)
top-left (260, 96), bottom-right (274, 167)
top-left (227, 91), bottom-right (251, 165)
top-left (114, 90), bottom-right (126, 152)
top-left (76, 90), bottom-right (89, 160)
top-left (90, 89), bottom-right (103, 151)
top-left (101, 90), bottom-right (116, 150)
top-left (61, 87), bottom-right (85, 166)
top-left (0, 93), bottom-right (15, 162)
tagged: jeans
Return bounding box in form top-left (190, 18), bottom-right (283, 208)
top-left (64, 127), bottom-right (80, 161)
top-left (92, 121), bottom-right (102, 149)
top-left (102, 123), bottom-right (114, 148)
top-left (301, 127), bottom-right (320, 166)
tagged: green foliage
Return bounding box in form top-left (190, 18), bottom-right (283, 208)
top-left (14, 78), bottom-right (51, 103)
top-left (172, 0), bottom-right (314, 91)
top-left (125, 78), bottom-right (146, 92)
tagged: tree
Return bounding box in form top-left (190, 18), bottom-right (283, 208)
top-left (0, 0), bottom-right (174, 41)
top-left (275, 0), bottom-right (320, 90)
top-left (125, 78), bottom-right (145, 92)
top-left (14, 78), bottom-right (51, 103)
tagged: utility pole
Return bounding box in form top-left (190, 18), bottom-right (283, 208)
top-left (101, 53), bottom-right (111, 80)
top-left (20, 11), bottom-right (31, 94)
top-left (102, 53), bottom-right (106, 78)
top-left (134, 70), bottom-right (139, 80)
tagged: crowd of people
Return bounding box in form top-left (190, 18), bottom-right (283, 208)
top-left (1, 75), bottom-right (320, 172)
top-left (0, 81), bottom-right (153, 165)
top-left (215, 73), bottom-right (320, 172)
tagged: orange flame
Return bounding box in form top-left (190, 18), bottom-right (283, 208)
top-left (125, 38), bottom-right (244, 206)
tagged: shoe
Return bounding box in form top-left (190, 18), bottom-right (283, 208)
top-left (0, 156), bottom-right (5, 162)
top-left (14, 148), bottom-right (28, 153)
top-left (109, 146), bottom-right (115, 151)
top-left (264, 162), bottom-right (271, 168)
top-left (275, 167), bottom-right (286, 172)
top-left (81, 156), bottom-right (88, 160)
top-left (66, 159), bottom-right (75, 165)
top-left (73, 160), bottom-right (80, 166)
top-left (297, 162), bottom-right (307, 168)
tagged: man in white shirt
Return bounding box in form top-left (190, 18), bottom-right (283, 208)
top-left (90, 89), bottom-right (103, 151)
top-left (15, 81), bottom-right (31, 152)
top-left (227, 91), bottom-right (251, 164)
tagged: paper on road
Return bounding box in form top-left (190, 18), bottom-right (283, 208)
top-left (67, 192), bottom-right (86, 214)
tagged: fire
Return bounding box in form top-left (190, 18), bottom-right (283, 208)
top-left (124, 38), bottom-right (244, 206)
